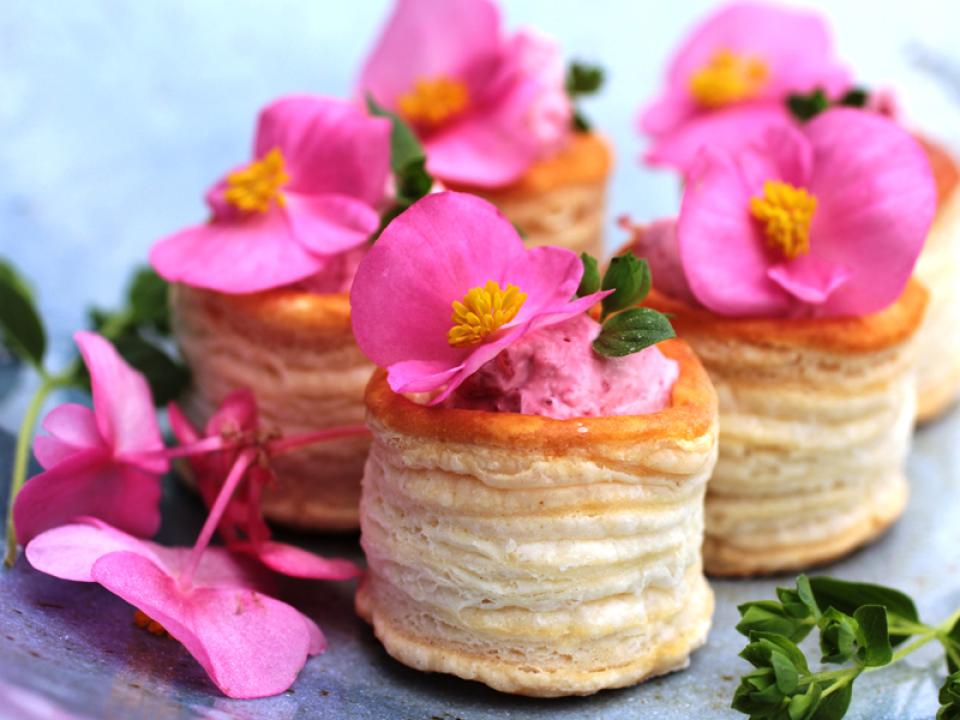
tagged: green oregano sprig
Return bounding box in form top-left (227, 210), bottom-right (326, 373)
top-left (733, 575), bottom-right (960, 720)
top-left (565, 60), bottom-right (605, 132)
top-left (365, 95), bottom-right (434, 239)
top-left (0, 259), bottom-right (185, 566)
top-left (576, 252), bottom-right (674, 358)
top-left (787, 86), bottom-right (870, 122)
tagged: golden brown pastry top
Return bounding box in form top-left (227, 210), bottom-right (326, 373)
top-left (173, 284), bottom-right (352, 340)
top-left (916, 134), bottom-right (960, 210)
top-left (365, 338), bottom-right (717, 449)
top-left (445, 132), bottom-right (613, 198)
top-left (644, 279), bottom-right (928, 355)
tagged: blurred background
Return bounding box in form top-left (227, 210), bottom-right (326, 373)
top-left (2, 0), bottom-right (960, 428)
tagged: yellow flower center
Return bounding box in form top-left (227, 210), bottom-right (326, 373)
top-left (749, 180), bottom-right (818, 259)
top-left (398, 76), bottom-right (470, 127)
top-left (689, 49), bottom-right (769, 108)
top-left (448, 280), bottom-right (527, 348)
top-left (224, 148), bottom-right (290, 213)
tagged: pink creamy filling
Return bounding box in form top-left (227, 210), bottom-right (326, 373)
top-left (443, 314), bottom-right (679, 420)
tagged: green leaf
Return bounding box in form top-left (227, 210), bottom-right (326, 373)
top-left (572, 108), bottom-right (591, 133)
top-left (601, 254), bottom-right (652, 318)
top-left (592, 307), bottom-right (674, 358)
top-left (940, 672), bottom-right (960, 720)
top-left (853, 605), bottom-right (893, 667)
top-left (737, 600), bottom-right (815, 643)
top-left (366, 94), bottom-right (432, 205)
top-left (786, 88), bottom-right (830, 122)
top-left (808, 681), bottom-right (853, 720)
top-left (838, 87), bottom-right (869, 108)
top-left (577, 253), bottom-right (600, 297)
top-left (565, 61), bottom-right (604, 96)
top-left (819, 609), bottom-right (860, 664)
top-left (788, 682), bottom-right (822, 720)
top-left (947, 617), bottom-right (960, 674)
top-left (778, 575), bottom-right (821, 621)
top-left (127, 266), bottom-right (171, 334)
top-left (809, 576), bottom-right (919, 645)
top-left (0, 257), bottom-right (46, 368)
top-left (769, 649), bottom-right (799, 694)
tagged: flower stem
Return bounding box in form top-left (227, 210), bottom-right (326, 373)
top-left (3, 374), bottom-right (61, 567)
top-left (124, 435), bottom-right (230, 463)
top-left (179, 448), bottom-right (256, 588)
top-left (266, 425), bottom-right (370, 456)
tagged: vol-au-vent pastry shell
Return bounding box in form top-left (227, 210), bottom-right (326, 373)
top-left (357, 339), bottom-right (719, 697)
top-left (170, 284), bottom-right (373, 530)
top-left (445, 133), bottom-right (613, 258)
top-left (915, 136), bottom-right (960, 421)
top-left (646, 280), bottom-right (928, 576)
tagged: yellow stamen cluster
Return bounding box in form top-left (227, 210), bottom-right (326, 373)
top-left (689, 49), bottom-right (769, 108)
top-left (448, 280), bottom-right (527, 348)
top-left (749, 180), bottom-right (818, 259)
top-left (398, 76), bottom-right (470, 127)
top-left (224, 148), bottom-right (290, 213)
top-left (133, 609), bottom-right (168, 637)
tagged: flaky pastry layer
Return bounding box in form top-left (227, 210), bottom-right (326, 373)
top-left (171, 285), bottom-right (373, 530)
top-left (357, 341), bottom-right (718, 696)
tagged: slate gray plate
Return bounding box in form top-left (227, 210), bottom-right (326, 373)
top-left (0, 406), bottom-right (958, 720)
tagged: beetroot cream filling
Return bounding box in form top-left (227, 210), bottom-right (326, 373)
top-left (443, 314), bottom-right (679, 420)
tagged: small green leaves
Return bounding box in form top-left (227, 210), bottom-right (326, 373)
top-left (819, 608), bottom-right (860, 664)
top-left (366, 94), bottom-right (433, 238)
top-left (577, 253), bottom-right (600, 297)
top-left (852, 605), bottom-right (893, 667)
top-left (601, 254), bottom-right (651, 318)
top-left (0, 257), bottom-right (47, 369)
top-left (809, 576), bottom-right (919, 645)
top-left (128, 266), bottom-right (172, 334)
top-left (786, 86), bottom-right (871, 122)
top-left (946, 617), bottom-right (960, 674)
top-left (565, 60), bottom-right (605, 132)
top-left (939, 672), bottom-right (960, 720)
top-left (592, 307), bottom-right (675, 358)
top-left (737, 599), bottom-right (815, 644)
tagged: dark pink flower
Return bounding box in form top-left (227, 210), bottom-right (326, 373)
top-left (639, 2), bottom-right (850, 173)
top-left (150, 95), bottom-right (391, 294)
top-left (25, 518), bottom-right (326, 699)
top-left (168, 391), bottom-right (362, 581)
top-left (350, 192), bottom-right (608, 401)
top-left (677, 109), bottom-right (935, 317)
top-left (14, 332), bottom-right (166, 545)
top-left (358, 0), bottom-right (570, 187)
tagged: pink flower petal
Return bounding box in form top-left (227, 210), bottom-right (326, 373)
top-left (624, 218), bottom-right (698, 306)
top-left (91, 552), bottom-right (315, 699)
top-left (254, 96), bottom-right (391, 207)
top-left (74, 332), bottom-right (167, 474)
top-left (768, 256), bottom-right (852, 306)
top-left (232, 541), bottom-right (362, 581)
top-left (284, 193), bottom-right (379, 257)
top-left (167, 402), bottom-right (201, 445)
top-left (33, 403), bottom-right (104, 469)
top-left (803, 109), bottom-right (935, 316)
top-left (358, 0), bottom-right (501, 108)
top-left (13, 453), bottom-right (162, 545)
top-left (677, 149), bottom-right (793, 316)
top-left (204, 389), bottom-right (258, 438)
top-left (150, 210), bottom-right (327, 294)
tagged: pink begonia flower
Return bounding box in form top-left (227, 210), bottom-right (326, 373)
top-left (25, 517), bottom-right (326, 699)
top-left (639, 1), bottom-right (850, 173)
top-left (358, 0), bottom-right (570, 188)
top-left (14, 332), bottom-right (167, 545)
top-left (350, 191), bottom-right (609, 401)
top-left (150, 95), bottom-right (392, 294)
top-left (167, 391), bottom-right (362, 581)
top-left (677, 109), bottom-right (935, 318)
top-left (619, 216), bottom-right (697, 306)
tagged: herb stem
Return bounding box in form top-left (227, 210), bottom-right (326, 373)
top-left (3, 374), bottom-right (59, 566)
top-left (889, 631), bottom-right (938, 664)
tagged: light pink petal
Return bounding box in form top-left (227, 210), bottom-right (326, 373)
top-left (167, 402), bottom-right (201, 445)
top-left (677, 149), bottom-right (793, 316)
top-left (358, 0), bottom-right (501, 108)
top-left (803, 109), bottom-right (935, 316)
top-left (33, 403), bottom-right (104, 469)
top-left (386, 360), bottom-right (464, 394)
top-left (149, 210), bottom-right (327, 294)
top-left (91, 552), bottom-right (314, 699)
top-left (24, 518), bottom-right (163, 582)
top-left (13, 452), bottom-right (162, 546)
top-left (205, 389), bottom-right (259, 437)
top-left (74, 332), bottom-right (167, 474)
top-left (624, 218), bottom-right (698, 306)
top-left (737, 123), bottom-right (813, 191)
top-left (284, 193), bottom-right (379, 257)
top-left (644, 103), bottom-right (791, 174)
top-left (153, 545), bottom-right (274, 592)
top-left (768, 257), bottom-right (852, 306)
top-left (232, 541), bottom-right (362, 581)
top-left (254, 96), bottom-right (391, 206)
top-left (302, 615), bottom-right (327, 655)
